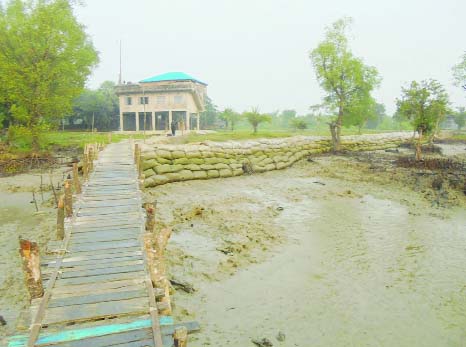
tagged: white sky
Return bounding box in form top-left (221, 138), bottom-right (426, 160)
top-left (70, 1), bottom-right (466, 114)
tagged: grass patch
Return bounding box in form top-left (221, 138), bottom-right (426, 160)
top-left (2, 131), bottom-right (145, 154)
top-left (170, 128), bottom-right (395, 144)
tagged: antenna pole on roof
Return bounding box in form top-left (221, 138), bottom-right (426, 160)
top-left (118, 39), bottom-right (122, 85)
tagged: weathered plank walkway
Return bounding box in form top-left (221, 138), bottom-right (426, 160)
top-left (9, 141), bottom-right (182, 347)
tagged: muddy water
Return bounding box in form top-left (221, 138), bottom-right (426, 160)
top-left (150, 159), bottom-right (466, 347)
top-left (0, 171), bottom-right (65, 338)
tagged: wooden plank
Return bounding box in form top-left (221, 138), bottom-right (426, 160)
top-left (54, 271), bottom-right (146, 286)
top-left (43, 297), bottom-right (149, 325)
top-left (48, 289), bottom-right (147, 308)
top-left (60, 247), bottom-right (142, 261)
top-left (51, 278), bottom-right (146, 296)
top-left (69, 240), bottom-right (141, 252)
top-left (43, 254), bottom-right (142, 268)
top-left (52, 259), bottom-right (144, 273)
top-left (60, 264), bottom-right (144, 279)
top-left (71, 232), bottom-right (138, 244)
top-left (72, 225), bottom-right (140, 234)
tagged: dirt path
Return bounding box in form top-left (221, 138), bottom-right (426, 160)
top-left (146, 150), bottom-right (466, 347)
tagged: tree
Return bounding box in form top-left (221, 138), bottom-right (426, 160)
top-left (452, 53), bottom-right (466, 91)
top-left (200, 96), bottom-right (219, 129)
top-left (454, 107), bottom-right (466, 130)
top-left (0, 0), bottom-right (98, 150)
top-left (71, 81), bottom-right (119, 131)
top-left (365, 103), bottom-right (386, 129)
top-left (396, 80), bottom-right (449, 160)
top-left (279, 109), bottom-right (297, 128)
top-left (219, 108), bottom-right (242, 131)
top-left (290, 117), bottom-right (307, 130)
top-left (310, 17), bottom-right (380, 150)
top-left (244, 107), bottom-right (271, 133)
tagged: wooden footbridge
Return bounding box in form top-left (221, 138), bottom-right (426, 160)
top-left (8, 141), bottom-right (197, 347)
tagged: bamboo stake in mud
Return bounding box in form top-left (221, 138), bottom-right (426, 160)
top-left (72, 163), bottom-right (82, 194)
top-left (64, 179), bottom-right (73, 218)
top-left (82, 154), bottom-right (89, 181)
top-left (39, 175), bottom-right (44, 202)
top-left (56, 195), bottom-right (65, 240)
top-left (145, 203), bottom-right (156, 232)
top-left (49, 172), bottom-right (58, 207)
top-left (31, 191), bottom-right (39, 212)
top-left (19, 238), bottom-right (44, 300)
top-left (173, 326), bottom-right (188, 347)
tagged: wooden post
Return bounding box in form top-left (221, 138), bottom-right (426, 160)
top-left (19, 239), bottom-right (44, 300)
top-left (134, 144), bottom-right (139, 164)
top-left (154, 227), bottom-right (172, 315)
top-left (145, 203), bottom-right (155, 232)
top-left (83, 154), bottom-right (89, 180)
top-left (57, 195), bottom-right (65, 240)
top-left (72, 163), bottom-right (82, 194)
top-left (64, 179), bottom-right (73, 218)
top-left (174, 326), bottom-right (188, 347)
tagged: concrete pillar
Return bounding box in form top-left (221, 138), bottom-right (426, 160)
top-left (186, 111), bottom-right (190, 131)
top-left (135, 112), bottom-right (140, 132)
top-left (169, 110), bottom-right (173, 130)
top-left (119, 112), bottom-right (124, 131)
top-left (151, 112), bottom-right (156, 131)
top-left (196, 113), bottom-right (200, 131)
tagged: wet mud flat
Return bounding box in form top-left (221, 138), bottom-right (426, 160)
top-left (147, 147), bottom-right (466, 347)
top-left (0, 169), bottom-right (67, 339)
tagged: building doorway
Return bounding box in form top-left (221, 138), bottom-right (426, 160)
top-left (155, 112), bottom-right (169, 131)
top-left (173, 111), bottom-right (187, 130)
top-left (123, 112), bottom-right (136, 131)
top-left (138, 112), bottom-right (152, 131)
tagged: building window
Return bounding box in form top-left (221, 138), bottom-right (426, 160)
top-left (174, 95), bottom-right (184, 104)
top-left (126, 97), bottom-right (132, 105)
top-left (140, 96), bottom-right (149, 105)
top-left (156, 96), bottom-right (166, 104)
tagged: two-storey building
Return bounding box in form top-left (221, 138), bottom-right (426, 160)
top-left (115, 72), bottom-right (207, 132)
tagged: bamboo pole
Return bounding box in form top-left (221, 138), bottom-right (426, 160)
top-left (19, 239), bottom-right (44, 300)
top-left (56, 195), bottom-right (65, 240)
top-left (72, 163), bottom-right (82, 194)
top-left (64, 179), bottom-right (72, 218)
top-left (174, 326), bottom-right (188, 347)
top-left (154, 227), bottom-right (172, 315)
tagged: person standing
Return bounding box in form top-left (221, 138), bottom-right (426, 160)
top-left (171, 120), bottom-right (177, 136)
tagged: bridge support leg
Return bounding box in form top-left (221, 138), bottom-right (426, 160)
top-left (19, 239), bottom-right (44, 300)
top-left (57, 195), bottom-right (65, 240)
top-left (174, 326), bottom-right (188, 347)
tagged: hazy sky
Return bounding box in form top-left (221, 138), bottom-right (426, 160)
top-left (73, 0), bottom-right (465, 115)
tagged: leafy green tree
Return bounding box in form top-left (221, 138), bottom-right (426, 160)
top-left (366, 103), bottom-right (386, 129)
top-left (396, 80), bottom-right (449, 160)
top-left (71, 81), bottom-right (119, 131)
top-left (200, 96), bottom-right (219, 129)
top-left (452, 53), bottom-right (466, 91)
top-left (279, 109), bottom-right (297, 128)
top-left (219, 108), bottom-right (242, 131)
top-left (244, 107), bottom-right (271, 133)
top-left (290, 117), bottom-right (307, 130)
top-left (0, 0), bottom-right (98, 150)
top-left (310, 17), bottom-right (380, 150)
top-left (454, 107), bottom-right (466, 130)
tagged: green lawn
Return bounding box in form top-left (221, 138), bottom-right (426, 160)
top-left (1, 131), bottom-right (145, 154)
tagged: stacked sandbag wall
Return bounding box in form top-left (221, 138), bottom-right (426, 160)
top-left (142, 132), bottom-right (411, 188)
